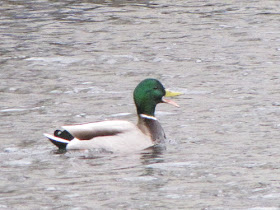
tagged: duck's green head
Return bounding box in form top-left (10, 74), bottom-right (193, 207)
top-left (133, 78), bottom-right (180, 116)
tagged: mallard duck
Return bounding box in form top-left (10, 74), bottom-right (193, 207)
top-left (44, 78), bottom-right (181, 152)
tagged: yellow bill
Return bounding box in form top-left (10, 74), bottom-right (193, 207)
top-left (165, 89), bottom-right (183, 97)
top-left (163, 89), bottom-right (182, 107)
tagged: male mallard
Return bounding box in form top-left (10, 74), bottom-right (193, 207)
top-left (44, 78), bottom-right (180, 152)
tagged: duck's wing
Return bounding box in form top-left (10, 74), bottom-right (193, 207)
top-left (62, 120), bottom-right (136, 140)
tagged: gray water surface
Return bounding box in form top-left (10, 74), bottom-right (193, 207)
top-left (1, 0), bottom-right (280, 209)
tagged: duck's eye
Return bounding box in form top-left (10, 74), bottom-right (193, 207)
top-left (153, 87), bottom-right (159, 90)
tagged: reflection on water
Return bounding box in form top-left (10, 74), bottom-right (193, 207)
top-left (1, 0), bottom-right (280, 209)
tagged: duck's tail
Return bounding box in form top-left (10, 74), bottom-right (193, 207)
top-left (44, 130), bottom-right (74, 150)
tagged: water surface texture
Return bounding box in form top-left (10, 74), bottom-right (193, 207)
top-left (1, 0), bottom-right (280, 209)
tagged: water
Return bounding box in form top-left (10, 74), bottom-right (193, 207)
top-left (1, 0), bottom-right (280, 209)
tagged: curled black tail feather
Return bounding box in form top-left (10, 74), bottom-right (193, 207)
top-left (54, 130), bottom-right (74, 141)
top-left (46, 130), bottom-right (75, 150)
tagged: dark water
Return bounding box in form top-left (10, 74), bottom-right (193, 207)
top-left (1, 0), bottom-right (280, 209)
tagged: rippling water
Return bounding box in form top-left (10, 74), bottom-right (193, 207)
top-left (1, 0), bottom-right (280, 209)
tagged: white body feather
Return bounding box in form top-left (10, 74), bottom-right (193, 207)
top-left (45, 120), bottom-right (154, 152)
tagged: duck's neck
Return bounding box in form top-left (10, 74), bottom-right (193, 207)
top-left (137, 114), bottom-right (166, 143)
top-left (136, 102), bottom-right (157, 117)
top-left (139, 114), bottom-right (157, 120)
